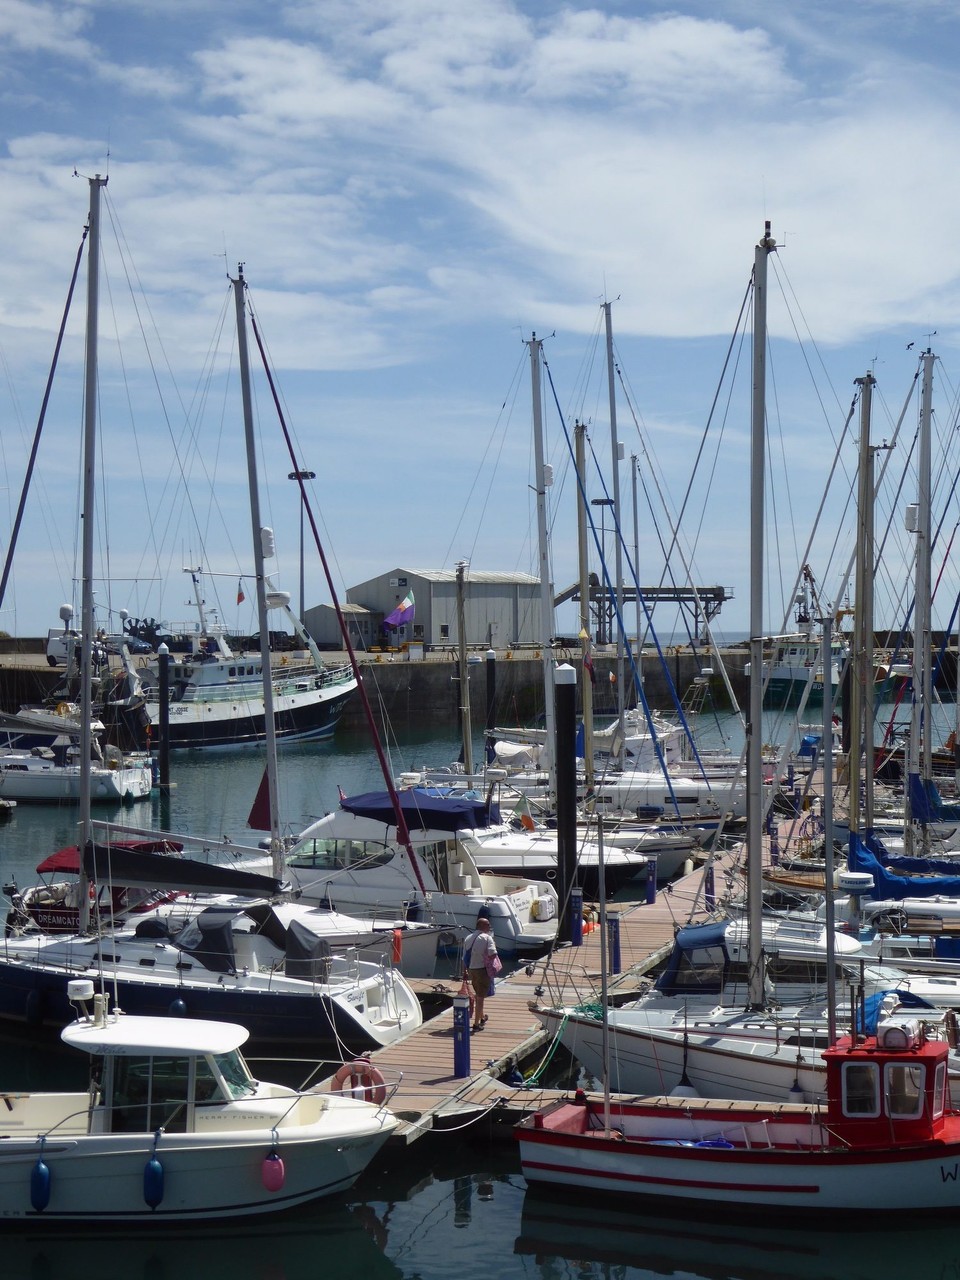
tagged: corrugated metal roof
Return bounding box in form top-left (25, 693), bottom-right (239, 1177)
top-left (313, 601), bottom-right (371, 615)
top-left (394, 568), bottom-right (540, 585)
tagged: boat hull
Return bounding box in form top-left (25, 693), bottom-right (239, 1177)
top-left (536, 1006), bottom-right (830, 1103)
top-left (517, 1095), bottom-right (960, 1215)
top-left (0, 953), bottom-right (420, 1054)
top-left (0, 762), bottom-right (152, 804)
top-left (0, 1113), bottom-right (395, 1222)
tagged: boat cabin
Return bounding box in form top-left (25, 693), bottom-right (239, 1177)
top-left (824, 1019), bottom-right (950, 1146)
top-left (62, 1003), bottom-right (257, 1135)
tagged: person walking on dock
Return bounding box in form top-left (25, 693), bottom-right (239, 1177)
top-left (463, 916), bottom-right (499, 1031)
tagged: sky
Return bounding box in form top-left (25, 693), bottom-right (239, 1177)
top-left (2, 0), bottom-right (960, 647)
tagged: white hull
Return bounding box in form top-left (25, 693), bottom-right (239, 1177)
top-left (0, 757), bottom-right (152, 803)
top-left (518, 1095), bottom-right (960, 1213)
top-left (537, 1005), bottom-right (831, 1103)
top-left (0, 1100), bottom-right (394, 1221)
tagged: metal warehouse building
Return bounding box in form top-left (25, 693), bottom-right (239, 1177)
top-left (305, 567), bottom-right (543, 650)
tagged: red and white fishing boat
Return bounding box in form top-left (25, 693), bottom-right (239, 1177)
top-left (517, 1017), bottom-right (960, 1215)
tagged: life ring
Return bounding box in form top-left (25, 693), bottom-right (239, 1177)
top-left (56, 702), bottom-right (70, 717)
top-left (330, 1058), bottom-right (387, 1105)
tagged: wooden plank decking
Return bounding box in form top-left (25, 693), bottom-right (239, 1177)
top-left (359, 855), bottom-right (731, 1143)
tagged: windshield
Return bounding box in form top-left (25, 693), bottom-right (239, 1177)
top-left (213, 1050), bottom-right (256, 1098)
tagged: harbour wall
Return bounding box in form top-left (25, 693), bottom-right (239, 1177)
top-left (1, 638), bottom-right (955, 733)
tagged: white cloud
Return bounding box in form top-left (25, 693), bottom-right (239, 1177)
top-left (0, 0), bottom-right (94, 59)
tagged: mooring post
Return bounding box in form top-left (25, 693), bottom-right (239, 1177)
top-left (453, 994), bottom-right (471, 1078)
top-left (645, 856), bottom-right (657, 904)
top-left (608, 911), bottom-right (622, 975)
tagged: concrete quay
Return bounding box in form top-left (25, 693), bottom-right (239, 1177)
top-left (0, 640), bottom-right (748, 728)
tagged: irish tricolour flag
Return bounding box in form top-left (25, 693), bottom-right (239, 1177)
top-left (384, 590), bottom-right (415, 629)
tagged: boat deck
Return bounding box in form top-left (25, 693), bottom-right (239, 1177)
top-left (362, 853), bottom-right (731, 1144)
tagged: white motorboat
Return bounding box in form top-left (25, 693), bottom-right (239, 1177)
top-left (456, 826), bottom-right (649, 896)
top-left (0, 983), bottom-right (398, 1222)
top-left (265, 788), bottom-right (560, 958)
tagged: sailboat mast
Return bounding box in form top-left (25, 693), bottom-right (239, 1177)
top-left (850, 374), bottom-right (876, 843)
top-left (232, 268), bottom-right (281, 864)
top-left (528, 335), bottom-right (557, 798)
top-left (79, 174), bottom-right (108, 914)
top-left (747, 222), bottom-right (776, 1011)
top-left (603, 302), bottom-right (625, 761)
top-left (456, 560), bottom-right (474, 776)
top-left (907, 351), bottom-right (934, 854)
top-left (575, 422), bottom-right (595, 796)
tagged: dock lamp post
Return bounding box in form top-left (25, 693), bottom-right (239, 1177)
top-left (590, 497), bottom-right (615, 646)
top-left (288, 469), bottom-right (316, 620)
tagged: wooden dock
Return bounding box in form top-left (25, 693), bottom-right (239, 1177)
top-left (358, 857), bottom-right (730, 1143)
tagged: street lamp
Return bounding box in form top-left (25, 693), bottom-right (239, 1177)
top-left (288, 469), bottom-right (316, 620)
top-left (591, 497), bottom-right (614, 645)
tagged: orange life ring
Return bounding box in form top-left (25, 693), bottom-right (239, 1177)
top-left (330, 1058), bottom-right (387, 1105)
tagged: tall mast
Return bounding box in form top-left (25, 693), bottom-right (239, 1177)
top-left (603, 302), bottom-right (625, 762)
top-left (232, 268), bottom-right (282, 871)
top-left (907, 351), bottom-right (934, 854)
top-left (746, 221), bottom-right (776, 1011)
top-left (853, 374), bottom-right (876, 841)
top-left (456, 559), bottom-right (474, 776)
top-left (575, 422), bottom-right (595, 796)
top-left (528, 335), bottom-right (556, 799)
top-left (78, 173), bottom-right (108, 930)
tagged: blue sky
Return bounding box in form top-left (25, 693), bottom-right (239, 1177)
top-left (1, 0), bottom-right (960, 646)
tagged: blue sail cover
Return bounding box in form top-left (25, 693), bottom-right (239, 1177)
top-left (848, 832), bottom-right (960, 900)
top-left (907, 773), bottom-right (960, 824)
top-left (341, 788), bottom-right (498, 833)
top-left (653, 919), bottom-right (730, 995)
top-left (856, 988), bottom-right (935, 1034)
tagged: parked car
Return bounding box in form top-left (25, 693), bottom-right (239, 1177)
top-left (103, 634), bottom-right (153, 655)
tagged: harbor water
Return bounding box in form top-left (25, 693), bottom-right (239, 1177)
top-left (1, 714), bottom-right (959, 1276)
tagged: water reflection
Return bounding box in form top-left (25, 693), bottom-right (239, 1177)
top-left (516, 1187), bottom-right (960, 1280)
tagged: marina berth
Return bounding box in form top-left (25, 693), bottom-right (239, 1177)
top-left (263, 788), bottom-right (561, 958)
top-left (517, 1018), bottom-right (960, 1215)
top-left (0, 984), bottom-right (397, 1222)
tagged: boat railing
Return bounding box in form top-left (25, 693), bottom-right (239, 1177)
top-left (247, 1053), bottom-right (404, 1112)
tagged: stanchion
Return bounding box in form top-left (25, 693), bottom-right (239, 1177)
top-left (704, 863), bottom-right (715, 910)
top-left (570, 886), bottom-right (584, 946)
top-left (607, 911), bottom-right (621, 975)
top-left (453, 994), bottom-right (471, 1078)
top-left (645, 856), bottom-right (657, 904)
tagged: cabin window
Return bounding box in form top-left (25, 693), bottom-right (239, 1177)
top-left (440, 624), bottom-right (450, 639)
top-left (288, 837), bottom-right (393, 871)
top-left (884, 1063), bottom-right (925, 1119)
top-left (934, 1062), bottom-right (947, 1118)
top-left (110, 1054), bottom-right (192, 1133)
top-left (842, 1062), bottom-right (880, 1117)
top-left (672, 946), bottom-right (725, 992)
